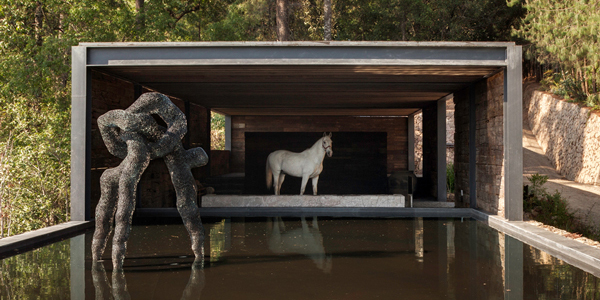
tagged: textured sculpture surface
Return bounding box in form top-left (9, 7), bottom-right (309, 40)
top-left (92, 92), bottom-right (208, 270)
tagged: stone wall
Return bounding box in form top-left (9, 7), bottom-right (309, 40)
top-left (230, 115), bottom-right (408, 174)
top-left (525, 83), bottom-right (600, 186)
top-left (452, 73), bottom-right (505, 216)
top-left (475, 73), bottom-right (505, 217)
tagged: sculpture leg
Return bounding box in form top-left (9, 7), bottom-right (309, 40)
top-left (112, 140), bottom-right (150, 270)
top-left (92, 166), bottom-right (122, 261)
top-left (165, 151), bottom-right (205, 263)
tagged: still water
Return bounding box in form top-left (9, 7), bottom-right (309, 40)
top-left (1, 218), bottom-right (599, 299)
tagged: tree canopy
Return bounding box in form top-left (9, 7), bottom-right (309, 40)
top-left (512, 0), bottom-right (600, 107)
top-left (0, 0), bottom-right (526, 237)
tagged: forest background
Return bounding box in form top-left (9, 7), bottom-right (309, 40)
top-left (0, 0), bottom-right (598, 237)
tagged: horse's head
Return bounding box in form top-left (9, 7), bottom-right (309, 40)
top-left (322, 132), bottom-right (333, 157)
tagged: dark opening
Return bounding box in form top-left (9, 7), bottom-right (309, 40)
top-left (244, 132), bottom-right (388, 195)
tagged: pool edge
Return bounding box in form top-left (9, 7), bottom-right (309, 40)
top-left (472, 209), bottom-right (600, 278)
top-left (0, 220), bottom-right (94, 259)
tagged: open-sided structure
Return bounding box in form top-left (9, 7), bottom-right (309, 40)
top-left (71, 42), bottom-right (522, 221)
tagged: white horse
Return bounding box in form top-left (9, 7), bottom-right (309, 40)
top-left (266, 133), bottom-right (333, 195)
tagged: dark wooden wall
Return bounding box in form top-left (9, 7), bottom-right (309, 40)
top-left (231, 115), bottom-right (409, 175)
top-left (245, 132), bottom-right (388, 195)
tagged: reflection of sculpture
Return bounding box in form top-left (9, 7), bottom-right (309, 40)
top-left (268, 216), bottom-right (332, 272)
top-left (92, 92), bottom-right (208, 270)
top-left (92, 259), bottom-right (205, 300)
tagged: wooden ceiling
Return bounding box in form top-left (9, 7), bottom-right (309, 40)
top-left (96, 64), bottom-right (501, 116)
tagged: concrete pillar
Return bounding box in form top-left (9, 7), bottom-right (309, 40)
top-left (225, 115), bottom-right (232, 151)
top-left (504, 45), bottom-right (523, 221)
top-left (422, 105), bottom-right (437, 198)
top-left (469, 86), bottom-right (477, 209)
top-left (408, 114), bottom-right (415, 172)
top-left (70, 46), bottom-right (91, 221)
top-left (437, 98), bottom-right (447, 202)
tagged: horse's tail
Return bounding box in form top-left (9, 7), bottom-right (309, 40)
top-left (266, 157), bottom-right (273, 190)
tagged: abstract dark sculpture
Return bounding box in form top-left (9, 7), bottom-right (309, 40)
top-left (92, 92), bottom-right (208, 270)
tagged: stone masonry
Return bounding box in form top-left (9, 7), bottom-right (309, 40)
top-left (524, 83), bottom-right (600, 186)
top-left (452, 73), bottom-right (505, 217)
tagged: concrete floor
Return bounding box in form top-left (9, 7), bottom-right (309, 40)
top-left (523, 120), bottom-right (600, 230)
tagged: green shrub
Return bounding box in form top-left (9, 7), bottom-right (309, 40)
top-left (524, 173), bottom-right (600, 241)
top-left (446, 162), bottom-right (455, 193)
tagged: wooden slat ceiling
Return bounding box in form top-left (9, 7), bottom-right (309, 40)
top-left (96, 64), bottom-right (501, 116)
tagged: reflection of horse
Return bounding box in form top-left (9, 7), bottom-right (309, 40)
top-left (266, 133), bottom-right (333, 195)
top-left (267, 217), bottom-right (332, 273)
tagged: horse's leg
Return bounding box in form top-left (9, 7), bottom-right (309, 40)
top-left (311, 176), bottom-right (319, 196)
top-left (272, 169), bottom-right (281, 195)
top-left (300, 175), bottom-right (309, 195)
top-left (278, 173), bottom-right (286, 194)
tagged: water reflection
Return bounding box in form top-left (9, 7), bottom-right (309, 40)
top-left (414, 217), bottom-right (424, 262)
top-left (91, 258), bottom-right (206, 300)
top-left (267, 216), bottom-right (332, 273)
top-left (2, 218), bottom-right (600, 299)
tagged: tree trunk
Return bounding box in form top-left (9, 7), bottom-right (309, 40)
top-left (324, 0), bottom-right (332, 41)
top-left (400, 11), bottom-right (407, 41)
top-left (401, 20), bottom-right (406, 41)
top-left (34, 1), bottom-right (43, 46)
top-left (276, 0), bottom-right (289, 41)
top-left (135, 0), bottom-right (145, 32)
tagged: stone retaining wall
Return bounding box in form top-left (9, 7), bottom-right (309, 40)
top-left (524, 84), bottom-right (600, 186)
top-left (453, 72), bottom-right (505, 217)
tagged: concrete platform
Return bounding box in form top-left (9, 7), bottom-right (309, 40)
top-left (202, 194), bottom-right (405, 207)
top-left (413, 200), bottom-right (455, 208)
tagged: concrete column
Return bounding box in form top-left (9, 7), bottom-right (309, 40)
top-left (504, 45), bottom-right (523, 221)
top-left (422, 105), bottom-right (438, 198)
top-left (225, 115), bottom-right (232, 151)
top-left (70, 46), bottom-right (91, 221)
top-left (408, 114), bottom-right (415, 172)
top-left (437, 98), bottom-right (447, 202)
top-left (469, 86), bottom-right (477, 209)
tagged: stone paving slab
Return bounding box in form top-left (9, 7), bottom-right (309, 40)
top-left (202, 194), bottom-right (405, 207)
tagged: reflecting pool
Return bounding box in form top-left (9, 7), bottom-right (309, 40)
top-left (1, 218), bottom-right (599, 299)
